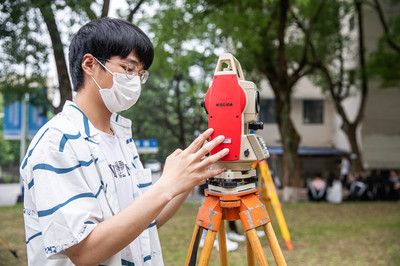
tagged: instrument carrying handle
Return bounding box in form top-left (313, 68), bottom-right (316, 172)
top-left (214, 53), bottom-right (245, 80)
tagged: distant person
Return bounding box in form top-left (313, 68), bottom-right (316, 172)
top-left (387, 170), bottom-right (400, 201)
top-left (365, 169), bottom-right (383, 200)
top-left (346, 173), bottom-right (368, 200)
top-left (308, 173), bottom-right (327, 201)
top-left (326, 173), bottom-right (342, 203)
top-left (339, 156), bottom-right (350, 186)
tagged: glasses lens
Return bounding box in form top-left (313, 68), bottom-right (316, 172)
top-left (139, 70), bottom-right (149, 84)
top-left (125, 64), bottom-right (136, 79)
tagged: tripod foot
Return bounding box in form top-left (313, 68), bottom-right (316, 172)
top-left (285, 240), bottom-right (293, 251)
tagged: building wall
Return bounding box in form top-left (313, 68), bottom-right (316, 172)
top-left (258, 77), bottom-right (337, 148)
top-left (360, 3), bottom-right (400, 169)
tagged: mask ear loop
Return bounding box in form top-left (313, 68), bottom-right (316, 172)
top-left (94, 57), bottom-right (114, 75)
top-left (91, 76), bottom-right (103, 90)
top-left (92, 57), bottom-right (114, 90)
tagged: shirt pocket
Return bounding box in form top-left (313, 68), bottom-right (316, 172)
top-left (132, 168), bottom-right (153, 194)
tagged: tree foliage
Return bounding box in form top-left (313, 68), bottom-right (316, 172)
top-left (121, 4), bottom-right (217, 160)
top-left (367, 0), bottom-right (400, 87)
top-left (152, 0), bottom-right (348, 186)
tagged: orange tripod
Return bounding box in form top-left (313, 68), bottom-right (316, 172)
top-left (185, 188), bottom-right (287, 266)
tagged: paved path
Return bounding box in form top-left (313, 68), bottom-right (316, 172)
top-left (0, 183), bottom-right (21, 206)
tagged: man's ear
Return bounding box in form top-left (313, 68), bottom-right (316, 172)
top-left (82, 53), bottom-right (96, 76)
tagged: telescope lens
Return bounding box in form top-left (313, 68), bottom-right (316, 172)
top-left (255, 91), bottom-right (260, 113)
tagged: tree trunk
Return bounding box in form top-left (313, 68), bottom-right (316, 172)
top-left (37, 3), bottom-right (72, 113)
top-left (341, 123), bottom-right (363, 173)
top-left (275, 92), bottom-right (302, 187)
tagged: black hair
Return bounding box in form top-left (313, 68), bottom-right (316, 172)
top-left (69, 17), bottom-right (154, 91)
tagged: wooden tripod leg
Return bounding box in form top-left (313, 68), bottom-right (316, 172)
top-left (218, 221), bottom-right (228, 266)
top-left (263, 223), bottom-right (287, 266)
top-left (185, 224), bottom-right (203, 266)
top-left (198, 230), bottom-right (217, 266)
top-left (246, 233), bottom-right (255, 266)
top-left (246, 229), bottom-right (269, 266)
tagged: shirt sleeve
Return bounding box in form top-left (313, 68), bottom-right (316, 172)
top-left (30, 127), bottom-right (103, 259)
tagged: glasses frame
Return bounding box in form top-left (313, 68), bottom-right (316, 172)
top-left (95, 57), bottom-right (149, 84)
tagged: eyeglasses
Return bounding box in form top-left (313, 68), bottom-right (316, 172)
top-left (95, 57), bottom-right (149, 84)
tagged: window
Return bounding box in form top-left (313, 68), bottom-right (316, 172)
top-left (260, 99), bottom-right (275, 123)
top-left (303, 100), bottom-right (323, 124)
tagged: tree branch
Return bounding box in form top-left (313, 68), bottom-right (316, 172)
top-left (36, 3), bottom-right (72, 113)
top-left (291, 0), bottom-right (328, 82)
top-left (354, 0), bottom-right (369, 126)
top-left (277, 0), bottom-right (289, 83)
top-left (101, 0), bottom-right (110, 18)
top-left (127, 0), bottom-right (145, 22)
top-left (372, 0), bottom-right (400, 53)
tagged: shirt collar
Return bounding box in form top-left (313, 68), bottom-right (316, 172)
top-left (62, 101), bottom-right (132, 140)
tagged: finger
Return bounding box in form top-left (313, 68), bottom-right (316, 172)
top-left (194, 135), bottom-right (226, 161)
top-left (195, 179), bottom-right (207, 187)
top-left (198, 148), bottom-right (229, 169)
top-left (202, 167), bottom-right (226, 180)
top-left (184, 128), bottom-right (214, 154)
top-left (171, 148), bottom-right (183, 157)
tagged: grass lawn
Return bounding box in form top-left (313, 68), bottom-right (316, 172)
top-left (0, 201), bottom-right (399, 265)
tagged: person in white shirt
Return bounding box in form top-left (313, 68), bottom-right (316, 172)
top-left (21, 17), bottom-right (228, 266)
top-left (339, 156), bottom-right (350, 186)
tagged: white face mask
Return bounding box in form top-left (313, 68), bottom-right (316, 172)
top-left (91, 61), bottom-right (141, 113)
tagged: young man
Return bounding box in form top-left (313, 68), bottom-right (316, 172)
top-left (21, 17), bottom-right (228, 265)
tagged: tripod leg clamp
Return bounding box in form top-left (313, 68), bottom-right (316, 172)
top-left (239, 193), bottom-right (271, 231)
top-left (196, 195), bottom-right (223, 232)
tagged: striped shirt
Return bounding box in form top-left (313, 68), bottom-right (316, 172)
top-left (20, 101), bottom-right (163, 266)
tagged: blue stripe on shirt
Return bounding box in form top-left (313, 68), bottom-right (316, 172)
top-left (59, 132), bottom-right (81, 152)
top-left (33, 159), bottom-right (93, 174)
top-left (138, 182), bottom-right (152, 188)
top-left (70, 105), bottom-right (90, 137)
top-left (147, 221), bottom-right (156, 229)
top-left (121, 259), bottom-right (135, 266)
top-left (26, 232), bottom-right (42, 244)
top-left (38, 185), bottom-right (103, 217)
top-left (28, 179), bottom-right (34, 189)
top-left (21, 128), bottom-right (49, 169)
top-left (144, 255), bottom-right (151, 262)
top-left (85, 138), bottom-right (97, 144)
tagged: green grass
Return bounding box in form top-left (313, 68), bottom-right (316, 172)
top-left (1, 202), bottom-right (399, 265)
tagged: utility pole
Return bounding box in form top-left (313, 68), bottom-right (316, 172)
top-left (17, 93), bottom-right (28, 203)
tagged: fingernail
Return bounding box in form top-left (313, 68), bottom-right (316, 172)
top-left (206, 128), bottom-right (214, 134)
top-left (218, 135), bottom-right (225, 141)
top-left (223, 148), bottom-right (229, 153)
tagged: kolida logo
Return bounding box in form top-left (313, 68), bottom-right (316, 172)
top-left (216, 102), bottom-right (233, 107)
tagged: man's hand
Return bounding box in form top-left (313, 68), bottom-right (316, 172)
top-left (157, 128), bottom-right (228, 198)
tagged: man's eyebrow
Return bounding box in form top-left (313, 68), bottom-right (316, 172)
top-left (125, 58), bottom-right (139, 65)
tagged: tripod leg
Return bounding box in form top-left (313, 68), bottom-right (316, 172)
top-left (263, 223), bottom-right (287, 266)
top-left (259, 160), bottom-right (293, 250)
top-left (246, 233), bottom-right (255, 266)
top-left (246, 229), bottom-right (269, 266)
top-left (198, 230), bottom-right (217, 266)
top-left (217, 221), bottom-right (229, 266)
top-left (185, 224), bottom-right (203, 266)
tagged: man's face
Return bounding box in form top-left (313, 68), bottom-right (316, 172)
top-left (93, 50), bottom-right (145, 89)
